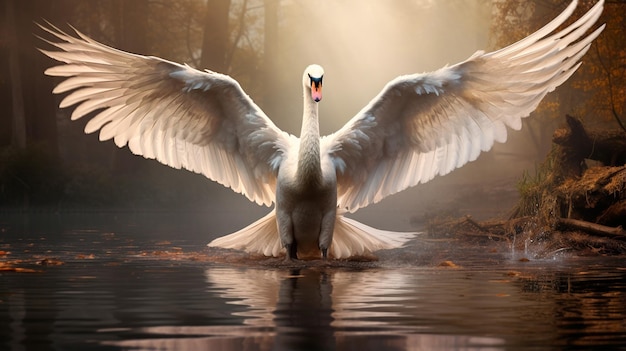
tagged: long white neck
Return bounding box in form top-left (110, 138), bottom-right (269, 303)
top-left (297, 91), bottom-right (322, 185)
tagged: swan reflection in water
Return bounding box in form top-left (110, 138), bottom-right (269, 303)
top-left (104, 267), bottom-right (504, 350)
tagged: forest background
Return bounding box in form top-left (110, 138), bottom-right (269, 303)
top-left (1, 0), bottom-right (623, 231)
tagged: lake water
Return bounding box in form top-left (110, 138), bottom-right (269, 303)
top-left (1, 212), bottom-right (626, 350)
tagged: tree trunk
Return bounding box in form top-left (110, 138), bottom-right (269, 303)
top-left (551, 115), bottom-right (593, 180)
top-left (553, 115), bottom-right (626, 170)
top-left (200, 0), bottom-right (231, 72)
top-left (13, 0), bottom-right (59, 154)
top-left (263, 0), bottom-right (279, 116)
top-left (5, 0), bottom-right (26, 149)
top-left (114, 0), bottom-right (150, 54)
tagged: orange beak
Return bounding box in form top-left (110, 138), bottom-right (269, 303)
top-left (311, 82), bottom-right (322, 102)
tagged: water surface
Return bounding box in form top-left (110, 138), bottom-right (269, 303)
top-left (1, 212), bottom-right (625, 350)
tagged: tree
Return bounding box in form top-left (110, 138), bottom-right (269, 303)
top-left (578, 0), bottom-right (626, 132)
top-left (5, 0), bottom-right (59, 153)
top-left (4, 0), bottom-right (26, 149)
top-left (262, 0), bottom-right (279, 117)
top-left (201, 0), bottom-right (232, 71)
top-left (490, 0), bottom-right (625, 132)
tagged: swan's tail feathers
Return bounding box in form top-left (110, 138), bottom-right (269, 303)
top-left (208, 210), bottom-right (418, 259)
top-left (330, 215), bottom-right (418, 259)
top-left (207, 210), bottom-right (284, 257)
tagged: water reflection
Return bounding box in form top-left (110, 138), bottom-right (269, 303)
top-left (273, 270), bottom-right (335, 350)
top-left (105, 267), bottom-right (505, 350)
top-left (2, 216), bottom-right (626, 350)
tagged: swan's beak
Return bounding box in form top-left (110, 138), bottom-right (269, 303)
top-left (311, 81), bottom-right (322, 102)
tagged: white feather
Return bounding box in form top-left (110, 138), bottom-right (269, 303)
top-left (208, 209), bottom-right (414, 259)
top-left (322, 0), bottom-right (605, 212)
top-left (39, 1), bottom-right (604, 259)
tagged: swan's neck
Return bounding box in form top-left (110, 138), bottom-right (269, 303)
top-left (297, 95), bottom-right (322, 185)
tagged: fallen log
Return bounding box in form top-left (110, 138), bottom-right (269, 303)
top-left (556, 218), bottom-right (626, 240)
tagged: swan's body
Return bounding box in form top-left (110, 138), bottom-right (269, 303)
top-left (276, 65), bottom-right (338, 258)
top-left (39, 1), bottom-right (604, 259)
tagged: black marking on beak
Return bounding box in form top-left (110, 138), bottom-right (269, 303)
top-left (308, 74), bottom-right (323, 88)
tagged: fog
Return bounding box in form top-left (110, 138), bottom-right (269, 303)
top-left (174, 0), bottom-right (514, 231)
top-left (5, 0), bottom-right (556, 232)
top-left (251, 0), bottom-right (515, 230)
top-left (264, 1), bottom-right (491, 136)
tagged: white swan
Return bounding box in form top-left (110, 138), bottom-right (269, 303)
top-left (39, 1), bottom-right (604, 259)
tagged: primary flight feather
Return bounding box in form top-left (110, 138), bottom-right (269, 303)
top-left (39, 0), bottom-right (604, 259)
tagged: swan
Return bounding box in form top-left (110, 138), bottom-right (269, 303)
top-left (39, 0), bottom-right (604, 260)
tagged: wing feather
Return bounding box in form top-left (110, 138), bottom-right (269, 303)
top-left (39, 23), bottom-right (291, 206)
top-left (322, 0), bottom-right (604, 212)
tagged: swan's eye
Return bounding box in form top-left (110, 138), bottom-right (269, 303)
top-left (309, 75), bottom-right (323, 88)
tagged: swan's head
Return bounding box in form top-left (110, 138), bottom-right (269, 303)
top-left (303, 64), bottom-right (324, 102)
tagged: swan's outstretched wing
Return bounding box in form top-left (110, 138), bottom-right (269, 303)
top-left (322, 0), bottom-right (604, 212)
top-left (39, 24), bottom-right (293, 206)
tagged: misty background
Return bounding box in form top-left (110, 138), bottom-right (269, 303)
top-left (1, 0), bottom-right (622, 233)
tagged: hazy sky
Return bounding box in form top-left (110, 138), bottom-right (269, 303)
top-left (265, 0), bottom-right (492, 136)
top-left (213, 0), bottom-right (497, 230)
